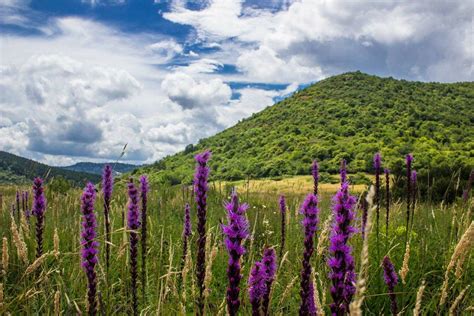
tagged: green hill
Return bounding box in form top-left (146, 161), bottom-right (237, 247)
top-left (0, 151), bottom-right (100, 185)
top-left (61, 162), bottom-right (138, 176)
top-left (140, 72), bottom-right (473, 196)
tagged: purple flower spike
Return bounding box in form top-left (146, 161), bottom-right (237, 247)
top-left (311, 160), bottom-right (319, 196)
top-left (405, 154), bottom-right (413, 243)
top-left (32, 177), bottom-right (46, 258)
top-left (299, 194), bottom-right (319, 316)
top-left (261, 247), bottom-right (277, 316)
top-left (248, 261), bottom-right (266, 316)
top-left (102, 164), bottom-right (113, 272)
top-left (382, 256), bottom-right (399, 315)
top-left (15, 190), bottom-right (20, 223)
top-left (340, 159), bottom-right (347, 185)
top-left (80, 182), bottom-right (99, 316)
top-left (194, 150), bottom-right (211, 315)
top-left (328, 181), bottom-right (357, 315)
top-left (127, 180), bottom-right (141, 315)
top-left (180, 203), bottom-right (192, 275)
top-left (374, 153), bottom-right (382, 254)
top-left (222, 190), bottom-right (249, 316)
top-left (139, 175), bottom-right (149, 301)
top-left (183, 203), bottom-right (192, 238)
top-left (279, 195), bottom-right (286, 257)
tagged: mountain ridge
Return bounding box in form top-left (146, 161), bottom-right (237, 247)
top-left (0, 151), bottom-right (100, 185)
top-left (61, 162), bottom-right (139, 176)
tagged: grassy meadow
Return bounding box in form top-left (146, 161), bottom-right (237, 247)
top-left (0, 175), bottom-right (472, 315)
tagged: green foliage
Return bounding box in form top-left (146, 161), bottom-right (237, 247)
top-left (141, 72), bottom-right (473, 200)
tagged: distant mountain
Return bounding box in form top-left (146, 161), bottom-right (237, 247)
top-left (0, 151), bottom-right (100, 185)
top-left (61, 162), bottom-right (139, 176)
top-left (140, 72), bottom-right (473, 194)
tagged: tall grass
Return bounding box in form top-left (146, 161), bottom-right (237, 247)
top-left (0, 163), bottom-right (472, 314)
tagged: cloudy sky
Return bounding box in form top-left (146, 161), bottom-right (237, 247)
top-left (0, 0), bottom-right (472, 166)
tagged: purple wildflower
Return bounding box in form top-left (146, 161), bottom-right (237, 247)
top-left (139, 175), bottom-right (149, 302)
top-left (311, 160), bottom-right (319, 196)
top-left (248, 261), bottom-right (266, 316)
top-left (385, 168), bottom-right (390, 237)
top-left (180, 203), bottom-right (192, 274)
top-left (328, 180), bottom-right (357, 315)
top-left (22, 191), bottom-right (30, 224)
top-left (127, 180), bottom-right (141, 316)
top-left (405, 154), bottom-right (413, 242)
top-left (374, 153), bottom-right (382, 238)
top-left (340, 159), bottom-right (347, 185)
top-left (194, 150), bottom-right (211, 315)
top-left (15, 190), bottom-right (20, 223)
top-left (261, 247), bottom-right (277, 316)
top-left (32, 177), bottom-right (46, 258)
top-left (279, 195), bottom-right (286, 257)
top-left (411, 170), bottom-right (417, 226)
top-left (80, 182), bottom-right (99, 316)
top-left (102, 164), bottom-right (113, 272)
top-left (382, 256), bottom-right (399, 315)
top-left (222, 190), bottom-right (249, 316)
top-left (299, 193), bottom-right (319, 316)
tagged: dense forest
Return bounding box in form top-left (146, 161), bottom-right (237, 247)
top-left (140, 72), bottom-right (473, 199)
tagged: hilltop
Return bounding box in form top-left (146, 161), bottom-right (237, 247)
top-left (140, 72), bottom-right (473, 196)
top-left (61, 162), bottom-right (138, 176)
top-left (0, 151), bottom-right (100, 185)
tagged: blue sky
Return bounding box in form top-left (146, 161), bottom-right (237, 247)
top-left (0, 0), bottom-right (472, 165)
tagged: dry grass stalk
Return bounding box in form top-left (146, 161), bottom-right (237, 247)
top-left (54, 289), bottom-right (61, 316)
top-left (20, 213), bottom-right (29, 235)
top-left (448, 285), bottom-right (470, 315)
top-left (2, 237), bottom-right (8, 275)
top-left (0, 283), bottom-right (3, 310)
top-left (279, 276), bottom-right (298, 307)
top-left (317, 214), bottom-right (333, 257)
top-left (204, 235), bottom-right (218, 300)
top-left (10, 215), bottom-right (28, 265)
top-left (440, 221), bottom-right (474, 305)
top-left (53, 228), bottom-right (60, 259)
top-left (312, 272), bottom-right (324, 316)
top-left (349, 185), bottom-right (375, 316)
top-left (23, 252), bottom-right (49, 276)
top-left (413, 280), bottom-right (426, 316)
top-left (400, 242), bottom-right (410, 284)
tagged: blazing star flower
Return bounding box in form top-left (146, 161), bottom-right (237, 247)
top-left (102, 164), bottom-right (113, 271)
top-left (374, 152), bottom-right (382, 236)
top-left (382, 256), bottom-right (399, 315)
top-left (127, 180), bottom-right (140, 316)
top-left (261, 247), bottom-right (277, 315)
top-left (299, 193), bottom-right (319, 316)
top-left (80, 182), bottom-right (99, 316)
top-left (139, 175), bottom-right (149, 301)
top-left (32, 177), bottom-right (46, 258)
top-left (328, 179), bottom-right (357, 315)
top-left (405, 154), bottom-right (413, 238)
top-left (194, 150), bottom-right (211, 315)
top-left (311, 160), bottom-right (319, 196)
top-left (340, 159), bottom-right (347, 185)
top-left (222, 190), bottom-right (249, 316)
top-left (248, 261), bottom-right (266, 316)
